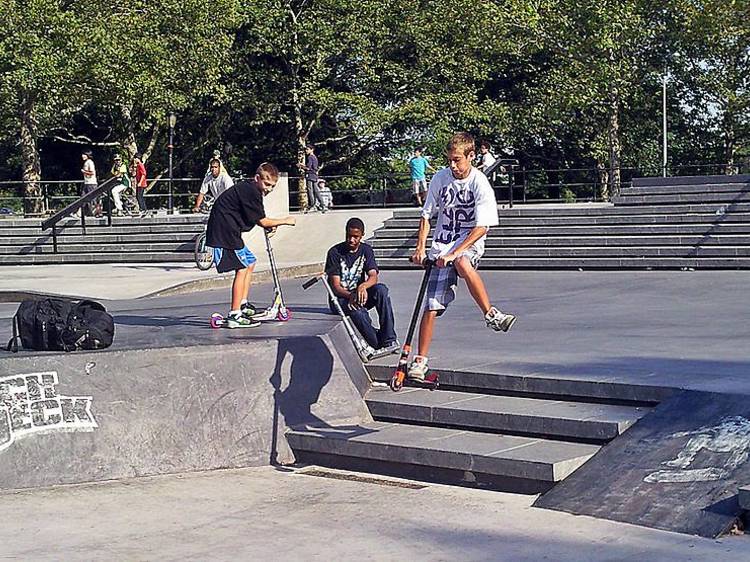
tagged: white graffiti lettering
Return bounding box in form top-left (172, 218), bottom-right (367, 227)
top-left (644, 416), bottom-right (750, 483)
top-left (0, 371), bottom-right (97, 453)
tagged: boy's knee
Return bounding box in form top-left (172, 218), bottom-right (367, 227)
top-left (454, 256), bottom-right (473, 277)
top-left (371, 283), bottom-right (389, 297)
top-left (350, 307), bottom-right (371, 322)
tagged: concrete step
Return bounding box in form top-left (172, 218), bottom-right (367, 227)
top-left (368, 234), bottom-right (750, 249)
top-left (383, 212), bottom-right (750, 229)
top-left (0, 242), bottom-right (195, 255)
top-left (621, 183), bottom-right (750, 196)
top-left (0, 252), bottom-right (193, 265)
top-left (373, 224), bottom-right (750, 238)
top-left (613, 191), bottom-right (750, 206)
top-left (373, 246), bottom-right (750, 259)
top-left (0, 215), bottom-right (206, 227)
top-left (391, 202), bottom-right (750, 219)
top-left (0, 233), bottom-right (198, 246)
top-left (631, 174), bottom-right (750, 187)
top-left (366, 365), bottom-right (672, 404)
top-left (287, 421), bottom-right (600, 493)
top-left (365, 388), bottom-right (648, 441)
top-left (376, 256), bottom-right (750, 269)
top-left (14, 224), bottom-right (205, 236)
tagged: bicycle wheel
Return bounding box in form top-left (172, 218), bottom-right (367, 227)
top-left (194, 232), bottom-right (214, 270)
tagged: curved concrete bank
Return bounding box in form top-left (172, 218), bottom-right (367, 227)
top-left (0, 324), bottom-right (370, 490)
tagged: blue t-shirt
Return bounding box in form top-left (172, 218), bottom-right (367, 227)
top-left (325, 242), bottom-right (378, 292)
top-left (409, 156), bottom-right (429, 180)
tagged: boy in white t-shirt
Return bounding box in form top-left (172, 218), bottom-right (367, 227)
top-left (408, 132), bottom-right (516, 381)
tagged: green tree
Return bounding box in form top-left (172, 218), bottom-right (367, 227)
top-left (0, 0), bottom-right (83, 213)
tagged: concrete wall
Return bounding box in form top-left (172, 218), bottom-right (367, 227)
top-left (0, 326), bottom-right (370, 490)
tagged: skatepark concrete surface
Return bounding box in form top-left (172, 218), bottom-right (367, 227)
top-left (1, 465), bottom-right (747, 561)
top-left (3, 212), bottom-right (750, 557)
top-left (1, 268), bottom-right (749, 395)
top-left (0, 207), bottom-right (394, 301)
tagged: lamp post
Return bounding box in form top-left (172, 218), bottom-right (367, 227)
top-left (168, 112), bottom-right (176, 214)
top-left (662, 68), bottom-right (668, 177)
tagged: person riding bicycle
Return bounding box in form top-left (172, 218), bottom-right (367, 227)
top-left (194, 158), bottom-right (233, 213)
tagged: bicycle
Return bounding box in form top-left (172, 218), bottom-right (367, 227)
top-left (194, 195), bottom-right (215, 270)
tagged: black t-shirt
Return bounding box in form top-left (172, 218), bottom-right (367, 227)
top-left (325, 242), bottom-right (378, 292)
top-left (206, 180), bottom-right (266, 249)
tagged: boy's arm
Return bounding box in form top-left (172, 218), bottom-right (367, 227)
top-left (329, 275), bottom-right (353, 300)
top-left (258, 216), bottom-right (296, 228)
top-left (410, 216), bottom-right (431, 265)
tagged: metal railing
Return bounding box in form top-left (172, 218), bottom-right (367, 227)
top-left (40, 177), bottom-right (119, 253)
top-left (2, 162), bottom-right (748, 218)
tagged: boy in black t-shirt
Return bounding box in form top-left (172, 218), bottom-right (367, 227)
top-left (207, 162), bottom-right (295, 328)
top-left (325, 217), bottom-right (398, 351)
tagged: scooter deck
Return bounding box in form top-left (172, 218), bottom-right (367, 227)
top-left (389, 371), bottom-right (439, 391)
top-left (251, 306), bottom-right (291, 322)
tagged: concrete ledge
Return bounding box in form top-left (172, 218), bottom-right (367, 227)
top-left (141, 262), bottom-right (324, 299)
top-left (740, 486), bottom-right (750, 510)
top-left (0, 329), bottom-right (369, 491)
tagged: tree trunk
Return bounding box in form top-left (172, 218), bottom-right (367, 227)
top-left (19, 95), bottom-right (43, 216)
top-left (723, 113), bottom-right (736, 175)
top-left (292, 89), bottom-right (308, 210)
top-left (121, 103), bottom-right (139, 158)
top-left (607, 87), bottom-right (621, 198)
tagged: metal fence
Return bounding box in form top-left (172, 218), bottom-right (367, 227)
top-left (1, 162), bottom-right (747, 217)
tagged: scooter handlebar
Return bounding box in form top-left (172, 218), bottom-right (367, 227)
top-left (302, 276), bottom-right (321, 290)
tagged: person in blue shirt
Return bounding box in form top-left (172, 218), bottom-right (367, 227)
top-left (409, 148), bottom-right (435, 206)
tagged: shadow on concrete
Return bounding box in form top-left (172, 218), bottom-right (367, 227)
top-left (269, 336), bottom-right (333, 465)
top-left (114, 313), bottom-right (208, 328)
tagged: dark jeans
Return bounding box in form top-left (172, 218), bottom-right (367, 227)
top-left (136, 187), bottom-right (148, 211)
top-left (306, 179), bottom-right (324, 210)
top-left (331, 283), bottom-right (397, 349)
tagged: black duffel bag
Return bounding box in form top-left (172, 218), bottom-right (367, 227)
top-left (6, 297), bottom-right (115, 353)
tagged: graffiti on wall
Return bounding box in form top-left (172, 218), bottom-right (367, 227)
top-left (644, 416), bottom-right (750, 483)
top-left (0, 371), bottom-right (97, 453)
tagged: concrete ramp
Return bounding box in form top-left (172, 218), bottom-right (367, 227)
top-left (534, 390), bottom-right (750, 538)
top-left (0, 325), bottom-right (369, 490)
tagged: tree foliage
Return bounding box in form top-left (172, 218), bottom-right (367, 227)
top-left (0, 0), bottom-right (748, 205)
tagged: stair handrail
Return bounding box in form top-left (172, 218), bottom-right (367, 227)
top-left (40, 177), bottom-right (118, 253)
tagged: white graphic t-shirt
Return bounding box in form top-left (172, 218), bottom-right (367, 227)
top-left (422, 167), bottom-right (499, 259)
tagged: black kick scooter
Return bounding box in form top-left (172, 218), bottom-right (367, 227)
top-left (390, 259), bottom-right (440, 392)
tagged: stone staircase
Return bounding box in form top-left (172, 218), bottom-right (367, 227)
top-left (0, 215), bottom-right (204, 264)
top-left (371, 174), bottom-right (750, 269)
top-left (288, 367), bottom-right (658, 493)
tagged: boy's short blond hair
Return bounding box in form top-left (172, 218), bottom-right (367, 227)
top-left (256, 161), bottom-right (280, 182)
top-left (446, 132), bottom-right (476, 157)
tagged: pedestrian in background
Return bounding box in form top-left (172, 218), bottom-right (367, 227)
top-left (80, 150), bottom-right (99, 217)
top-left (132, 153), bottom-right (149, 217)
top-left (300, 144), bottom-right (326, 213)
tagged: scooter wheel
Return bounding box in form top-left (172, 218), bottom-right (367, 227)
top-left (389, 374), bottom-right (403, 392)
top-left (277, 308), bottom-right (291, 322)
top-left (210, 313), bottom-right (223, 329)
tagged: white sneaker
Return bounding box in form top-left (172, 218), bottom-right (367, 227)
top-left (485, 306), bottom-right (516, 332)
top-left (407, 356), bottom-right (428, 381)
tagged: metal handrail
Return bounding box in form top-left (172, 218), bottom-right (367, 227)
top-left (41, 177), bottom-right (118, 253)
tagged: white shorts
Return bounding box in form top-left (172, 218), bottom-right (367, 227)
top-left (425, 245), bottom-right (483, 314)
top-left (412, 179), bottom-right (428, 194)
